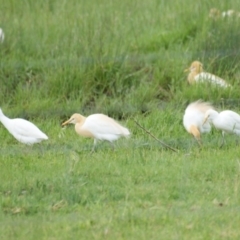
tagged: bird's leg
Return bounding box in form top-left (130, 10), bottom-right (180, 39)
top-left (38, 143), bottom-right (45, 156)
top-left (220, 131), bottom-right (225, 148)
top-left (193, 135), bottom-right (202, 148)
top-left (108, 141), bottom-right (115, 151)
top-left (91, 139), bottom-right (97, 153)
top-left (196, 138), bottom-right (202, 148)
top-left (235, 136), bottom-right (239, 146)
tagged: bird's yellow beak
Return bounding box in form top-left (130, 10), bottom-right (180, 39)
top-left (62, 118), bottom-right (71, 126)
top-left (202, 116), bottom-right (208, 125)
top-left (184, 68), bottom-right (190, 73)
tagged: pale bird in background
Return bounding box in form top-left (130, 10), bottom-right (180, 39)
top-left (203, 109), bottom-right (240, 147)
top-left (183, 100), bottom-right (214, 145)
top-left (222, 9), bottom-right (240, 18)
top-left (0, 28), bottom-right (4, 43)
top-left (0, 108), bottom-right (48, 145)
top-left (222, 9), bottom-right (235, 17)
top-left (185, 61), bottom-right (231, 88)
top-left (62, 113), bottom-right (130, 151)
top-left (209, 8), bottom-right (221, 19)
top-left (209, 8), bottom-right (240, 19)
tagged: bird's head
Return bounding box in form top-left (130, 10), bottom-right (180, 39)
top-left (62, 113), bottom-right (84, 126)
top-left (185, 61), bottom-right (203, 74)
top-left (203, 109), bottom-right (218, 125)
top-left (203, 115), bottom-right (209, 125)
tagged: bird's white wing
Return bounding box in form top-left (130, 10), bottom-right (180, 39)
top-left (0, 28), bottom-right (4, 43)
top-left (11, 118), bottom-right (48, 139)
top-left (218, 111), bottom-right (240, 133)
top-left (196, 72), bottom-right (229, 87)
top-left (82, 114), bottom-right (129, 137)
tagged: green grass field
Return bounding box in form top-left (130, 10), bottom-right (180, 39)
top-left (1, 0), bottom-right (240, 239)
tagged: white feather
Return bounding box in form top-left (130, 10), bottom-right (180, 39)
top-left (82, 114), bottom-right (130, 142)
top-left (183, 100), bottom-right (213, 135)
top-left (195, 72), bottom-right (230, 88)
top-left (0, 28), bottom-right (4, 43)
top-left (0, 108), bottom-right (48, 145)
top-left (205, 109), bottom-right (240, 135)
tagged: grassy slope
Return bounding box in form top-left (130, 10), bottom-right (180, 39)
top-left (1, 0), bottom-right (240, 239)
top-left (1, 0), bottom-right (240, 116)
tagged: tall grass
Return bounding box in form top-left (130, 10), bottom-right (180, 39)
top-left (1, 0), bottom-right (240, 117)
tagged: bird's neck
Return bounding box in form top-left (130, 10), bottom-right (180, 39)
top-left (74, 116), bottom-right (94, 138)
top-left (210, 111), bottom-right (219, 123)
top-left (75, 116), bottom-right (86, 128)
top-left (188, 71), bottom-right (199, 84)
top-left (0, 115), bottom-right (11, 128)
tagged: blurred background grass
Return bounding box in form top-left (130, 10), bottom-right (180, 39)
top-left (0, 0), bottom-right (240, 119)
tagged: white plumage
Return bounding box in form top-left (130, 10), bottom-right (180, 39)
top-left (209, 8), bottom-right (240, 19)
top-left (222, 9), bottom-right (235, 17)
top-left (0, 28), bottom-right (4, 43)
top-left (185, 61), bottom-right (231, 88)
top-left (62, 113), bottom-right (130, 151)
top-left (183, 100), bottom-right (214, 145)
top-left (204, 109), bottom-right (240, 146)
top-left (0, 108), bottom-right (48, 145)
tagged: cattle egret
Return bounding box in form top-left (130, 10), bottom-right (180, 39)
top-left (0, 108), bottom-right (48, 145)
top-left (183, 100), bottom-right (214, 145)
top-left (209, 8), bottom-right (221, 19)
top-left (62, 113), bottom-right (130, 151)
top-left (185, 61), bottom-right (231, 88)
top-left (0, 28), bottom-right (4, 43)
top-left (204, 109), bottom-right (240, 147)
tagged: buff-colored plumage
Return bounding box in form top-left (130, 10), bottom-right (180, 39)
top-left (185, 61), bottom-right (231, 88)
top-left (204, 109), bottom-right (240, 146)
top-left (62, 113), bottom-right (130, 151)
top-left (0, 108), bottom-right (48, 145)
top-left (209, 8), bottom-right (221, 19)
top-left (183, 100), bottom-right (214, 145)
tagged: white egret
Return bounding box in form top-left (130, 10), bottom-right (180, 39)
top-left (222, 9), bottom-right (240, 18)
top-left (209, 8), bottom-right (240, 20)
top-left (222, 9), bottom-right (235, 17)
top-left (183, 100), bottom-right (214, 145)
top-left (185, 61), bottom-right (231, 88)
top-left (204, 109), bottom-right (240, 147)
top-left (0, 28), bottom-right (4, 43)
top-left (62, 113), bottom-right (130, 151)
top-left (0, 108), bottom-right (48, 145)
